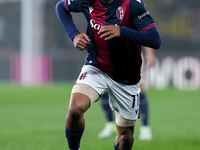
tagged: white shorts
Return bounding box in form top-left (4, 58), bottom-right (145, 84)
top-left (75, 65), bottom-right (141, 120)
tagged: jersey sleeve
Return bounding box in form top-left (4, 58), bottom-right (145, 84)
top-left (130, 0), bottom-right (155, 31)
top-left (56, 0), bottom-right (80, 41)
top-left (120, 0), bottom-right (161, 49)
top-left (64, 0), bottom-right (82, 12)
top-left (64, 0), bottom-right (92, 12)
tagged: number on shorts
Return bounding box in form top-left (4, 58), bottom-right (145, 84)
top-left (132, 94), bottom-right (139, 108)
top-left (132, 95), bottom-right (135, 108)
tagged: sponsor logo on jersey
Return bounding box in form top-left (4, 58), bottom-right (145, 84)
top-left (116, 6), bottom-right (124, 20)
top-left (138, 11), bottom-right (149, 19)
top-left (90, 19), bottom-right (102, 30)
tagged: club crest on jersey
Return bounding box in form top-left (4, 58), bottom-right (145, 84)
top-left (116, 6), bottom-right (124, 20)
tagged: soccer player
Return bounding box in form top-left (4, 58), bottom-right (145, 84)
top-left (98, 47), bottom-right (155, 140)
top-left (139, 47), bottom-right (155, 140)
top-left (55, 0), bottom-right (161, 149)
top-left (98, 91), bottom-right (117, 139)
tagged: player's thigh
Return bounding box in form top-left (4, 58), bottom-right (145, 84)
top-left (115, 111), bottom-right (135, 138)
top-left (115, 110), bottom-right (136, 127)
top-left (71, 83), bottom-right (100, 105)
top-left (73, 65), bottom-right (108, 104)
top-left (69, 92), bottom-right (91, 114)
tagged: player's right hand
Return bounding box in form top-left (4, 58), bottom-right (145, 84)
top-left (73, 33), bottom-right (90, 51)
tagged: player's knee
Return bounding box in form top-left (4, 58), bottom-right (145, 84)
top-left (68, 106), bottom-right (82, 120)
top-left (119, 132), bottom-right (133, 146)
top-left (68, 95), bottom-right (90, 120)
top-left (120, 133), bottom-right (133, 144)
top-left (68, 102), bottom-right (84, 121)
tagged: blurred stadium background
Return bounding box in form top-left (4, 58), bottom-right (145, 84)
top-left (0, 0), bottom-right (199, 90)
top-left (1, 0), bottom-right (200, 150)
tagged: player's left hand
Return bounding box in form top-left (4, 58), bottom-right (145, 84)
top-left (98, 25), bottom-right (120, 40)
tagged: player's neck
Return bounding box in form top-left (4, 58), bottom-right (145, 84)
top-left (101, 0), bottom-right (114, 4)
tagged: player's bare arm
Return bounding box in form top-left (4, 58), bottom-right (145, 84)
top-left (73, 33), bottom-right (90, 51)
top-left (98, 25), bottom-right (120, 40)
top-left (144, 47), bottom-right (155, 67)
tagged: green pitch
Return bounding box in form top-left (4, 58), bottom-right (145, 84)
top-left (0, 83), bottom-right (200, 150)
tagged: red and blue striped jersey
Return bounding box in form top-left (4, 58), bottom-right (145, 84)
top-left (56, 0), bottom-right (161, 85)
